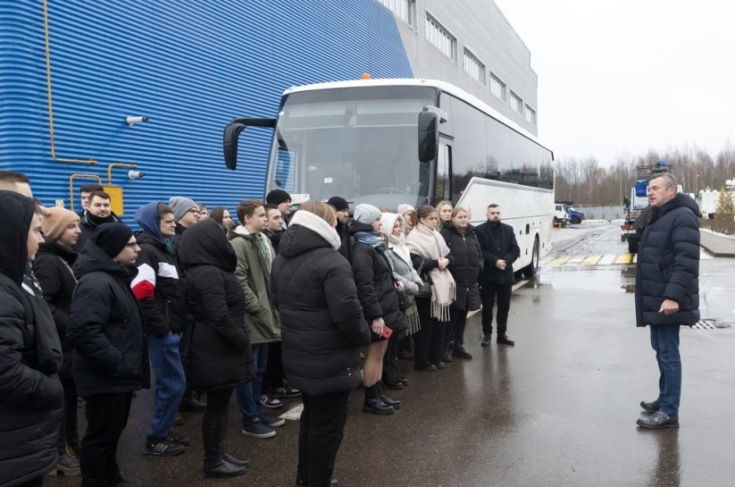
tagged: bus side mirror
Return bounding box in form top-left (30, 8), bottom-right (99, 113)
top-left (223, 117), bottom-right (277, 171)
top-left (418, 110), bottom-right (439, 163)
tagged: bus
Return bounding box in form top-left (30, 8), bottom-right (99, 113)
top-left (224, 78), bottom-right (555, 276)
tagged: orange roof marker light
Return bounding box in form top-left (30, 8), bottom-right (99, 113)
top-left (361, 73), bottom-right (371, 79)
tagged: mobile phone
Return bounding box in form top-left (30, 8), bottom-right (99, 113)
top-left (381, 325), bottom-right (393, 339)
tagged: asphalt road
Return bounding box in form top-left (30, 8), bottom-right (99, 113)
top-left (49, 222), bottom-right (735, 487)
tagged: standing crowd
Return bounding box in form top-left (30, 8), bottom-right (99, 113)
top-left (1, 170), bottom-right (531, 487)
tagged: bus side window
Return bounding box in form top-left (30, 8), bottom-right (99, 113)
top-left (434, 144), bottom-right (451, 202)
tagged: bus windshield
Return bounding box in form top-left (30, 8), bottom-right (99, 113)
top-left (267, 86), bottom-right (437, 209)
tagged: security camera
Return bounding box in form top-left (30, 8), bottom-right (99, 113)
top-left (125, 116), bottom-right (149, 126)
top-left (128, 170), bottom-right (146, 180)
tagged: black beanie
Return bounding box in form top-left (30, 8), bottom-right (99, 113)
top-left (327, 196), bottom-right (349, 212)
top-left (91, 223), bottom-right (134, 258)
top-left (266, 189), bottom-right (291, 205)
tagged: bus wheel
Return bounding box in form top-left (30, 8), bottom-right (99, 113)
top-left (524, 237), bottom-right (540, 277)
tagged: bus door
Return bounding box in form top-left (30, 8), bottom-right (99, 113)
top-left (434, 138), bottom-right (452, 203)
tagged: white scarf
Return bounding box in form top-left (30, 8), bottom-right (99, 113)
top-left (405, 223), bottom-right (456, 321)
top-left (289, 210), bottom-right (342, 250)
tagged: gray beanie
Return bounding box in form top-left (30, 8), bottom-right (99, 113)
top-left (169, 196), bottom-right (198, 222)
top-left (353, 204), bottom-right (382, 225)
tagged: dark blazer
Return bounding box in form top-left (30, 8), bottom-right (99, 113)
top-left (441, 223), bottom-right (483, 311)
top-left (635, 193), bottom-right (700, 327)
top-left (68, 241), bottom-right (150, 397)
top-left (475, 220), bottom-right (520, 286)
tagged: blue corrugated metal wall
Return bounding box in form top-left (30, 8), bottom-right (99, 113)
top-left (0, 0), bottom-right (412, 225)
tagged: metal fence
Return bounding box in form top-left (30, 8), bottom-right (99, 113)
top-left (576, 205), bottom-right (625, 221)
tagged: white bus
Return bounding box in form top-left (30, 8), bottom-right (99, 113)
top-left (224, 78), bottom-right (555, 276)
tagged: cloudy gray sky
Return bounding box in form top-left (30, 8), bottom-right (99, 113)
top-left (493, 0), bottom-right (735, 165)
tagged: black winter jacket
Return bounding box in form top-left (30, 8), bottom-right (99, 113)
top-left (636, 193), bottom-right (700, 327)
top-left (67, 241), bottom-right (150, 397)
top-left (263, 228), bottom-right (283, 254)
top-left (475, 220), bottom-right (520, 286)
top-left (271, 222), bottom-right (371, 396)
top-left (349, 221), bottom-right (407, 334)
top-left (441, 223), bottom-right (483, 311)
top-left (33, 239), bottom-right (78, 378)
top-left (76, 212), bottom-right (119, 251)
top-left (179, 219), bottom-right (254, 392)
top-left (0, 191), bottom-right (64, 487)
top-left (131, 232), bottom-right (186, 338)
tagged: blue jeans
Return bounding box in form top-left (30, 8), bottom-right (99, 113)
top-left (650, 325), bottom-right (681, 416)
top-left (147, 332), bottom-right (186, 439)
top-left (235, 343), bottom-right (268, 425)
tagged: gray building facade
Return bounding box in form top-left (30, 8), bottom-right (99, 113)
top-left (378, 0), bottom-right (539, 135)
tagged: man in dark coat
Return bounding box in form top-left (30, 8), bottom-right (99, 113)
top-left (132, 202), bottom-right (188, 456)
top-left (34, 206), bottom-right (83, 475)
top-left (67, 223), bottom-right (150, 487)
top-left (635, 174), bottom-right (699, 429)
top-left (475, 203), bottom-right (520, 346)
top-left (0, 190), bottom-right (64, 487)
top-left (76, 191), bottom-right (120, 251)
top-left (327, 196), bottom-right (352, 261)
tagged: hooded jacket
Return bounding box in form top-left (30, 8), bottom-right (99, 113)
top-left (179, 219), bottom-right (254, 391)
top-left (131, 202), bottom-right (186, 338)
top-left (227, 225), bottom-right (280, 344)
top-left (349, 220), bottom-right (407, 334)
top-left (475, 220), bottom-right (520, 286)
top-left (33, 238), bottom-right (78, 378)
top-left (271, 210), bottom-right (371, 396)
top-left (441, 222), bottom-right (483, 311)
top-left (635, 193), bottom-right (700, 327)
top-left (0, 191), bottom-right (64, 487)
top-left (67, 240), bottom-right (150, 397)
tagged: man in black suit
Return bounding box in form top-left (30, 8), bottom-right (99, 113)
top-left (475, 204), bottom-right (520, 346)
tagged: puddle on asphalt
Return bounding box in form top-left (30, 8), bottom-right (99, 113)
top-left (535, 264), bottom-right (637, 292)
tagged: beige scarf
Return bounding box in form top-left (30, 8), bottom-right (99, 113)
top-left (405, 223), bottom-right (456, 321)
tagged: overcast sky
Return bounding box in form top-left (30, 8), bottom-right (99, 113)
top-left (493, 0), bottom-right (735, 165)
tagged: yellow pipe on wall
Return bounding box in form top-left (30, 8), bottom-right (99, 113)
top-left (107, 163), bottom-right (138, 185)
top-left (44, 0), bottom-right (97, 165)
top-left (69, 174), bottom-right (102, 212)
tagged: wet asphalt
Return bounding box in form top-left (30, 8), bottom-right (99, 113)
top-left (48, 222), bottom-right (735, 487)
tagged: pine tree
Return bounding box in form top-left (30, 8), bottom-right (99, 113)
top-left (715, 186), bottom-right (735, 221)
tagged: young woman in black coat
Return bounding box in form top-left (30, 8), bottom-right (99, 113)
top-left (178, 218), bottom-right (255, 479)
top-left (440, 207), bottom-right (483, 360)
top-left (271, 201), bottom-right (370, 487)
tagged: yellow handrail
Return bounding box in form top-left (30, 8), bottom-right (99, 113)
top-left (44, 0), bottom-right (97, 165)
top-left (69, 174), bottom-right (102, 212)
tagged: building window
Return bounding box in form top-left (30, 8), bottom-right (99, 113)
top-left (463, 49), bottom-right (485, 85)
top-left (425, 14), bottom-right (456, 61)
top-left (510, 91), bottom-right (524, 115)
top-left (378, 0), bottom-right (417, 28)
top-left (525, 105), bottom-right (536, 125)
top-left (490, 73), bottom-right (507, 102)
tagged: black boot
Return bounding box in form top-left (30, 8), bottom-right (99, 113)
top-left (377, 382), bottom-right (401, 410)
top-left (180, 391), bottom-right (207, 412)
top-left (223, 452), bottom-right (251, 469)
top-left (362, 385), bottom-right (394, 415)
top-left (202, 412), bottom-right (247, 478)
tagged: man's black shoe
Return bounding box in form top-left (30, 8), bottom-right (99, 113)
top-left (441, 351), bottom-right (453, 363)
top-left (453, 345), bottom-right (473, 359)
top-left (640, 399), bottom-right (660, 413)
top-left (636, 410), bottom-right (678, 429)
top-left (415, 364), bottom-right (437, 372)
top-left (435, 362), bottom-right (446, 370)
top-left (383, 380), bottom-right (404, 390)
top-left (179, 397), bottom-right (207, 412)
top-left (497, 335), bottom-right (515, 346)
top-left (399, 378), bottom-right (409, 386)
top-left (223, 453), bottom-right (251, 469)
top-left (481, 335), bottom-right (492, 347)
top-left (168, 433), bottom-right (190, 446)
top-left (143, 436), bottom-right (186, 456)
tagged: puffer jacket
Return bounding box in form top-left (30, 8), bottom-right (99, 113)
top-left (349, 221), bottom-right (407, 333)
top-left (68, 240), bottom-right (150, 397)
top-left (227, 226), bottom-right (280, 344)
top-left (441, 223), bottom-right (483, 311)
top-left (635, 193), bottom-right (700, 327)
top-left (179, 219), bottom-right (254, 391)
top-left (33, 238), bottom-right (78, 378)
top-left (0, 191), bottom-right (64, 487)
top-left (271, 211), bottom-right (371, 396)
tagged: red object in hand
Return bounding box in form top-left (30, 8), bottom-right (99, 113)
top-left (381, 325), bottom-right (393, 339)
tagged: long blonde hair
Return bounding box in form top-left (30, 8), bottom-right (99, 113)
top-left (299, 201), bottom-right (337, 227)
